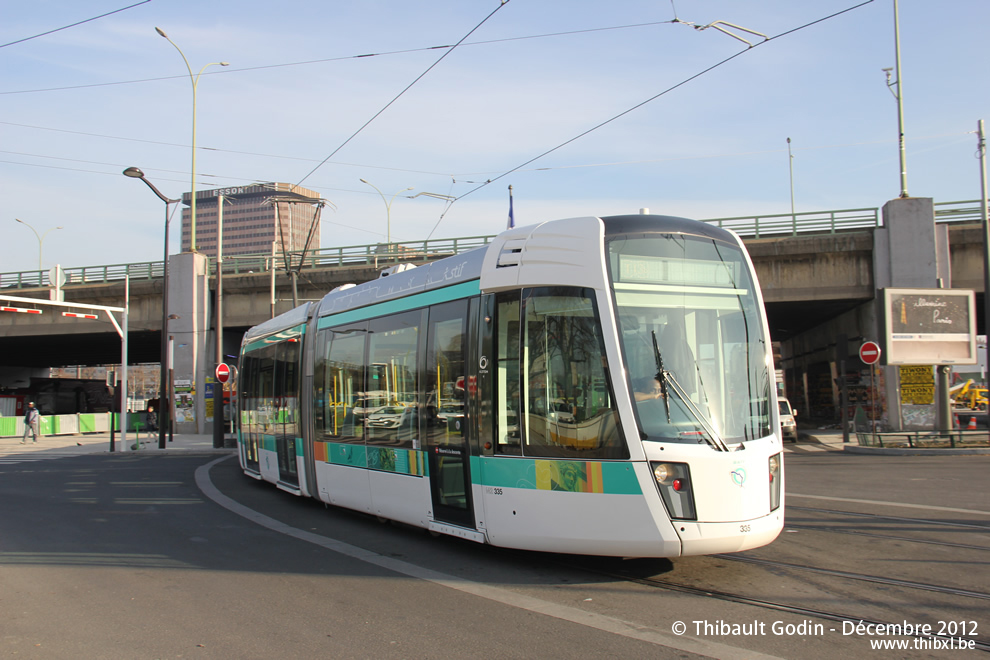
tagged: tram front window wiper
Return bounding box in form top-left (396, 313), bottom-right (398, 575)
top-left (652, 331), bottom-right (729, 452)
top-left (651, 331), bottom-right (671, 423)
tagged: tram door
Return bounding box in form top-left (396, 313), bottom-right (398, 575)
top-left (425, 300), bottom-right (474, 528)
top-left (274, 339), bottom-right (301, 488)
top-left (239, 352), bottom-right (260, 473)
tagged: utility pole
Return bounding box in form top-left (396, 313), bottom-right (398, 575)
top-left (787, 137), bottom-right (796, 228)
top-left (978, 119), bottom-right (989, 444)
top-left (213, 194), bottom-right (226, 449)
top-left (885, 0), bottom-right (909, 198)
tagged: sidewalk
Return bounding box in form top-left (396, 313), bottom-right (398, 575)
top-left (0, 429), bottom-right (236, 457)
top-left (800, 428), bottom-right (846, 447)
top-left (798, 427), bottom-right (990, 455)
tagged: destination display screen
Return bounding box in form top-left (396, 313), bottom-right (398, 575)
top-left (617, 255), bottom-right (739, 287)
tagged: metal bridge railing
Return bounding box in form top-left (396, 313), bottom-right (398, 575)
top-left (702, 207), bottom-right (881, 239)
top-left (932, 199), bottom-right (988, 224)
top-left (1, 201), bottom-right (984, 290)
top-left (0, 236), bottom-right (495, 289)
top-left (215, 235), bottom-right (495, 276)
top-left (0, 261), bottom-right (164, 290)
top-left (701, 199), bottom-right (984, 239)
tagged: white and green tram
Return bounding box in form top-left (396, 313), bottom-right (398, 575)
top-left (237, 213), bottom-right (784, 557)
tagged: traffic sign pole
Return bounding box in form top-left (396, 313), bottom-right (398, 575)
top-left (857, 341), bottom-right (881, 444)
top-left (213, 362), bottom-right (229, 449)
top-left (871, 361), bottom-right (876, 446)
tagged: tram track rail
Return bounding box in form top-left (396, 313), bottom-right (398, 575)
top-left (782, 504), bottom-right (990, 551)
top-left (783, 522), bottom-right (990, 552)
top-left (518, 498), bottom-right (990, 653)
top-left (547, 554), bottom-right (990, 653)
top-left (787, 505), bottom-right (990, 532)
top-left (712, 554), bottom-right (990, 601)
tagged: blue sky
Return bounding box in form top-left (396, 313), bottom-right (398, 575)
top-left (2, 0), bottom-right (988, 273)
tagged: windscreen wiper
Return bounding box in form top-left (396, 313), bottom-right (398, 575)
top-left (652, 330), bottom-right (729, 452)
top-left (651, 331), bottom-right (671, 423)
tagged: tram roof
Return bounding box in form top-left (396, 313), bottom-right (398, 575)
top-left (602, 214), bottom-right (739, 243)
top-left (312, 246), bottom-right (489, 321)
top-left (242, 301), bottom-right (312, 342)
top-left (241, 214), bottom-right (738, 344)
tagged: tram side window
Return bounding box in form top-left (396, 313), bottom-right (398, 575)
top-left (239, 352), bottom-right (258, 461)
top-left (256, 344), bottom-right (276, 439)
top-left (367, 311), bottom-right (422, 449)
top-left (495, 292), bottom-right (521, 455)
top-left (520, 287), bottom-right (626, 460)
top-left (238, 353), bottom-right (250, 434)
top-left (314, 324), bottom-right (368, 443)
top-left (277, 339), bottom-right (301, 439)
top-left (426, 300), bottom-right (469, 450)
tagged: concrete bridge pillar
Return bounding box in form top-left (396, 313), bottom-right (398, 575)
top-left (874, 197), bottom-right (950, 431)
top-left (877, 197), bottom-right (947, 289)
top-left (168, 252), bottom-right (210, 435)
top-left (779, 197), bottom-right (951, 434)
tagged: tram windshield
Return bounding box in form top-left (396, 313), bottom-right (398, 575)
top-left (607, 233), bottom-right (772, 445)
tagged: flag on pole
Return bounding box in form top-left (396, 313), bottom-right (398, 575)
top-left (507, 185), bottom-right (515, 229)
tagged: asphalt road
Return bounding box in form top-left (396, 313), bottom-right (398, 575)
top-left (1, 451), bottom-right (988, 659)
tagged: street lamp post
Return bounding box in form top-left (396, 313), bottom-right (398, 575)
top-left (359, 179), bottom-right (413, 249)
top-left (14, 218), bottom-right (63, 272)
top-left (123, 166), bottom-right (179, 449)
top-left (155, 27), bottom-right (228, 253)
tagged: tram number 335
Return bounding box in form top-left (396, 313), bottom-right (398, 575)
top-left (739, 524), bottom-right (751, 533)
top-left (486, 487), bottom-right (504, 495)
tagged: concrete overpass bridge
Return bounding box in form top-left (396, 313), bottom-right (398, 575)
top-left (2, 198), bottom-right (986, 431)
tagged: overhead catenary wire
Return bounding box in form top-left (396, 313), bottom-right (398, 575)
top-left (2, 3), bottom-right (877, 194)
top-left (424, 0), bottom-right (877, 240)
top-left (293, 0), bottom-right (512, 188)
top-left (2, 126), bottom-right (977, 192)
top-left (0, 0), bottom-right (151, 49)
top-left (0, 19), bottom-right (676, 96)
top-left (0, 0), bottom-right (894, 246)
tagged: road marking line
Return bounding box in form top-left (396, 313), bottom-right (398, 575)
top-left (789, 492), bottom-right (990, 516)
top-left (196, 456), bottom-right (784, 660)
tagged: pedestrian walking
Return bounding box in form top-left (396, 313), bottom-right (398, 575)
top-left (22, 402), bottom-right (41, 443)
top-left (145, 406), bottom-right (158, 433)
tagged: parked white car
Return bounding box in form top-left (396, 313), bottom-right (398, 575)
top-left (778, 397), bottom-right (798, 442)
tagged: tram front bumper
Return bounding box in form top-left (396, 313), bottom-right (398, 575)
top-left (676, 509), bottom-right (785, 556)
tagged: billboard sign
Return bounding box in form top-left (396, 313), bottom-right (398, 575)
top-left (883, 288), bottom-right (976, 365)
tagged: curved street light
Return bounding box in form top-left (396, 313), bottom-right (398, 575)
top-left (15, 218), bottom-right (63, 272)
top-left (123, 166), bottom-right (180, 449)
top-left (360, 179), bottom-right (413, 249)
top-left (155, 27), bottom-right (228, 253)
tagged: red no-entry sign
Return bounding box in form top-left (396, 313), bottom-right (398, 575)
top-left (216, 363), bottom-right (231, 383)
top-left (859, 341), bottom-right (881, 365)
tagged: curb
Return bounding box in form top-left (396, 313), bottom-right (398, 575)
top-left (842, 445), bottom-right (990, 456)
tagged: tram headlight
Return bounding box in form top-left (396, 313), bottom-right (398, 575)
top-left (650, 461), bottom-right (697, 521)
top-left (769, 452), bottom-right (782, 511)
top-left (653, 463), bottom-right (672, 483)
